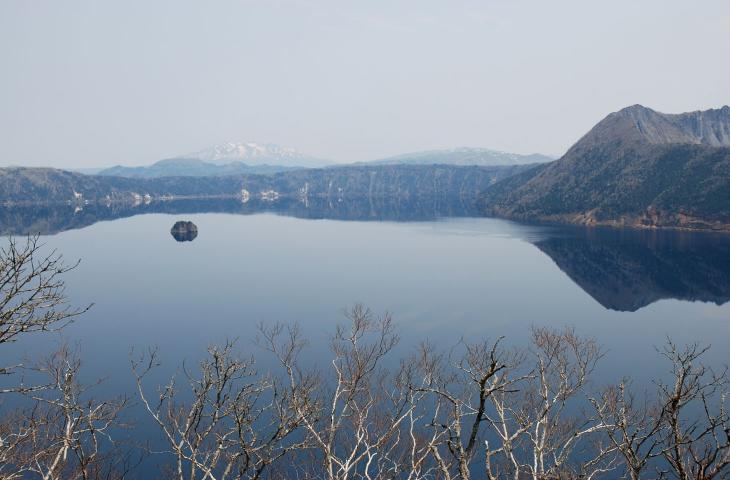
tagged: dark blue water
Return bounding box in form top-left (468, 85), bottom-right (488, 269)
top-left (4, 210), bottom-right (728, 385)
top-left (1, 207), bottom-right (729, 475)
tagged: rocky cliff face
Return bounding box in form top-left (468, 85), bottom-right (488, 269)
top-left (483, 105), bottom-right (730, 231)
top-left (0, 164), bottom-right (532, 207)
top-left (597, 104), bottom-right (730, 147)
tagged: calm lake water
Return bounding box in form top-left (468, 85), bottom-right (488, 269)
top-left (2, 204), bottom-right (730, 472)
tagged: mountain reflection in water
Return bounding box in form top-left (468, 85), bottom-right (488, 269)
top-left (534, 227), bottom-right (730, 312)
top-left (0, 196), bottom-right (482, 236)
top-left (0, 197), bottom-right (728, 312)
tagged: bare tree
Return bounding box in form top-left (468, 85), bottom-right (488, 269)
top-left (655, 341), bottom-right (730, 480)
top-left (595, 341), bottom-right (730, 480)
top-left (129, 304), bottom-right (730, 480)
top-left (508, 327), bottom-right (616, 480)
top-left (0, 235), bottom-right (89, 339)
top-left (5, 234), bottom-right (726, 480)
top-left (258, 305), bottom-right (422, 480)
top-left (405, 337), bottom-right (525, 480)
top-left (256, 312), bottom-right (627, 480)
top-left (0, 236), bottom-right (131, 479)
top-left (0, 235), bottom-right (90, 391)
top-left (133, 340), bottom-right (308, 480)
top-left (407, 327), bottom-right (615, 480)
top-left (0, 345), bottom-right (129, 480)
top-left (592, 380), bottom-right (665, 480)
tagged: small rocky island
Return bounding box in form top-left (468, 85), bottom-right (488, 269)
top-left (170, 220), bottom-right (198, 242)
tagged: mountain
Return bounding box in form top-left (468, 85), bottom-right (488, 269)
top-left (0, 164), bottom-right (533, 207)
top-left (98, 145), bottom-right (549, 178)
top-left (368, 147), bottom-right (554, 167)
top-left (97, 142), bottom-right (329, 178)
top-left (482, 105), bottom-right (730, 231)
top-left (176, 142), bottom-right (330, 167)
top-left (71, 167), bottom-right (106, 175)
top-left (98, 158), bottom-right (299, 178)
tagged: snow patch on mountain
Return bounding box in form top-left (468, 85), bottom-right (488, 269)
top-left (174, 142), bottom-right (330, 168)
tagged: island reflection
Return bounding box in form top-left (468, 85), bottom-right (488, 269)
top-left (170, 220), bottom-right (198, 242)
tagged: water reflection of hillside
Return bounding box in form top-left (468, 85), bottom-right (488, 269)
top-left (1, 199), bottom-right (729, 313)
top-left (0, 196), bottom-right (482, 236)
top-left (533, 227), bottom-right (730, 312)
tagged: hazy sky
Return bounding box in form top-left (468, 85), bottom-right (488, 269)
top-left (1, 0), bottom-right (729, 168)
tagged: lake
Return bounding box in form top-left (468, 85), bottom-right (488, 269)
top-left (1, 201), bottom-right (729, 474)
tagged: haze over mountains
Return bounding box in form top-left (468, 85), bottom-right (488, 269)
top-left (98, 142), bottom-right (328, 178)
top-left (96, 143), bottom-right (553, 178)
top-left (367, 148), bottom-right (554, 167)
top-left (1, 104), bottom-right (729, 232)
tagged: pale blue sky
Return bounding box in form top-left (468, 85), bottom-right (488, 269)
top-left (1, 0), bottom-right (729, 168)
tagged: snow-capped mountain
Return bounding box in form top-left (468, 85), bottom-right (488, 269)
top-left (175, 142), bottom-right (329, 168)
